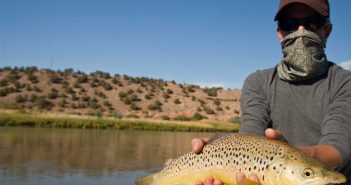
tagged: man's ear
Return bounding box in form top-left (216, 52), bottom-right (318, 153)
top-left (277, 28), bottom-right (284, 42)
top-left (324, 24), bottom-right (333, 39)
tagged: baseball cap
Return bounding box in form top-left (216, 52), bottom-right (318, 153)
top-left (274, 0), bottom-right (330, 21)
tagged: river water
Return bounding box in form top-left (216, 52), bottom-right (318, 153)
top-left (0, 127), bottom-right (214, 185)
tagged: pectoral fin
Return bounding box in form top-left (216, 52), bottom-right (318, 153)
top-left (241, 179), bottom-right (260, 185)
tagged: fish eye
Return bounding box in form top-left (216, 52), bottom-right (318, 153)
top-left (303, 168), bottom-right (314, 178)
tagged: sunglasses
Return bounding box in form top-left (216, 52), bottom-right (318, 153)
top-left (278, 16), bottom-right (330, 32)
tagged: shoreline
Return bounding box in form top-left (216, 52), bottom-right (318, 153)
top-left (0, 110), bottom-right (240, 132)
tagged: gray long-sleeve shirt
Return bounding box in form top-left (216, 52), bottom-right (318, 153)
top-left (239, 62), bottom-right (351, 181)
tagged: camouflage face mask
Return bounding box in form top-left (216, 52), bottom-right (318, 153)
top-left (277, 29), bottom-right (329, 82)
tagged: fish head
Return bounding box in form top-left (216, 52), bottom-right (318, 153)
top-left (266, 155), bottom-right (346, 185)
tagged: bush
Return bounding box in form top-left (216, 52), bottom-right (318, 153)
top-left (48, 88), bottom-right (59, 99)
top-left (174, 99), bottom-right (181, 104)
top-left (204, 106), bottom-right (215, 114)
top-left (173, 115), bottom-right (191, 121)
top-left (161, 115), bottom-right (170, 120)
top-left (130, 102), bottom-right (139, 111)
top-left (192, 112), bottom-right (207, 121)
top-left (111, 110), bottom-right (123, 119)
top-left (118, 91), bottom-right (127, 99)
top-left (0, 88), bottom-right (8, 96)
top-left (166, 89), bottom-right (173, 94)
top-left (16, 95), bottom-right (26, 103)
top-left (27, 73), bottom-right (38, 83)
top-left (77, 75), bottom-right (89, 83)
top-left (49, 74), bottom-right (62, 84)
top-left (213, 99), bottom-right (221, 106)
top-left (145, 92), bottom-right (154, 99)
top-left (229, 116), bottom-right (241, 124)
top-left (35, 96), bottom-right (53, 110)
top-left (147, 100), bottom-right (162, 111)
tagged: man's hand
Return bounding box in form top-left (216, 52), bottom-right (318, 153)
top-left (194, 173), bottom-right (260, 185)
top-left (264, 128), bottom-right (287, 142)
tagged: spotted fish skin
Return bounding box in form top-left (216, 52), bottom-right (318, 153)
top-left (136, 134), bottom-right (346, 185)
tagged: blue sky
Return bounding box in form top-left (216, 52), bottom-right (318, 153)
top-left (1, 0), bottom-right (350, 89)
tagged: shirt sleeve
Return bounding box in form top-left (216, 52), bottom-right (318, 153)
top-left (319, 69), bottom-right (351, 169)
top-left (239, 71), bottom-right (272, 136)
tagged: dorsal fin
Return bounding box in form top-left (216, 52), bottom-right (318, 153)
top-left (207, 133), bottom-right (233, 144)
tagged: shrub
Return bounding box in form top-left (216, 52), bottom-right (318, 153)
top-left (204, 106), bottom-right (215, 114)
top-left (129, 94), bottom-right (140, 102)
top-left (48, 88), bottom-right (59, 99)
top-left (147, 100), bottom-right (162, 111)
top-left (213, 99), bottom-right (221, 106)
top-left (145, 92), bottom-right (154, 99)
top-left (77, 75), bottom-right (89, 83)
top-left (118, 91), bottom-right (127, 99)
top-left (16, 95), bottom-right (26, 103)
top-left (49, 74), bottom-right (62, 84)
top-left (229, 116), bottom-right (241, 124)
top-left (173, 115), bottom-right (191, 121)
top-left (162, 92), bottom-right (170, 99)
top-left (111, 110), bottom-right (123, 119)
top-left (192, 112), bottom-right (207, 121)
top-left (59, 99), bottom-right (67, 108)
top-left (27, 73), bottom-right (38, 83)
top-left (35, 96), bottom-right (53, 110)
top-left (0, 79), bottom-right (8, 87)
top-left (174, 99), bottom-right (181, 104)
top-left (129, 102), bottom-right (139, 111)
top-left (161, 115), bottom-right (170, 120)
top-left (0, 88), bottom-right (8, 96)
top-left (166, 89), bottom-right (173, 94)
top-left (123, 97), bottom-right (132, 105)
top-left (198, 99), bottom-right (206, 106)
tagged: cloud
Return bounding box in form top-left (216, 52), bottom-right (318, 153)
top-left (193, 82), bottom-right (225, 88)
top-left (339, 60), bottom-right (351, 70)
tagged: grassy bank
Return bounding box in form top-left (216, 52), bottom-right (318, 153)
top-left (0, 111), bottom-right (240, 132)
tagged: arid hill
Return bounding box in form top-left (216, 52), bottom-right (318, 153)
top-left (0, 67), bottom-right (241, 122)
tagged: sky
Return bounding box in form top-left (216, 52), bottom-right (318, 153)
top-left (1, 0), bottom-right (350, 89)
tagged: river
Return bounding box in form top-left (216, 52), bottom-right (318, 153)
top-left (0, 127), bottom-right (214, 185)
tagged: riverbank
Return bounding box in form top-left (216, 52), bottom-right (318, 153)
top-left (0, 110), bottom-right (240, 132)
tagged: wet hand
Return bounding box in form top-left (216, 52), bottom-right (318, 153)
top-left (191, 138), bottom-right (209, 154)
top-left (265, 128), bottom-right (287, 142)
top-left (194, 173), bottom-right (260, 185)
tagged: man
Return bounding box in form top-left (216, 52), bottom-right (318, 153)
top-left (192, 0), bottom-right (351, 184)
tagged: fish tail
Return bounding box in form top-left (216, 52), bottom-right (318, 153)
top-left (135, 173), bottom-right (157, 185)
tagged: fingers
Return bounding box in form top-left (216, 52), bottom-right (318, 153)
top-left (191, 138), bottom-right (208, 154)
top-left (237, 172), bottom-right (261, 185)
top-left (194, 177), bottom-right (223, 185)
top-left (265, 128), bottom-right (287, 142)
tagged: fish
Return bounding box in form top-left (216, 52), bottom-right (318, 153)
top-left (135, 134), bottom-right (346, 185)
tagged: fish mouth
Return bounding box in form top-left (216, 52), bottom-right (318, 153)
top-left (302, 172), bottom-right (346, 185)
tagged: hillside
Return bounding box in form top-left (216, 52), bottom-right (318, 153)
top-left (0, 67), bottom-right (241, 122)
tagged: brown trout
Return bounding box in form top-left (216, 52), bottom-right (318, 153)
top-left (136, 134), bottom-right (346, 185)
